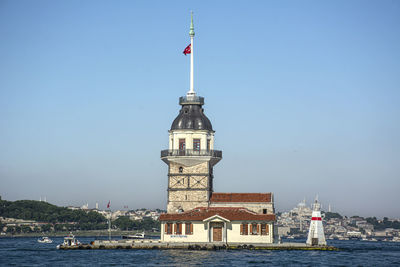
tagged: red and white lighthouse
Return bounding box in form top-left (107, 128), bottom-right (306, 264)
top-left (306, 197), bottom-right (327, 246)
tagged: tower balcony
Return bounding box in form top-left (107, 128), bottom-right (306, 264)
top-left (179, 96), bottom-right (204, 105)
top-left (161, 149), bottom-right (222, 167)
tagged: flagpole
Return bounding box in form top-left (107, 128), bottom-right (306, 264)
top-left (188, 12), bottom-right (195, 96)
top-left (107, 201), bottom-right (111, 241)
top-left (108, 211), bottom-right (111, 241)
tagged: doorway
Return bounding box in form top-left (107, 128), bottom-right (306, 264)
top-left (213, 227), bottom-right (222, 242)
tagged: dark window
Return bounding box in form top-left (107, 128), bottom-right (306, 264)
top-left (179, 139), bottom-right (186, 150)
top-left (193, 139), bottom-right (200, 151)
top-left (252, 223), bottom-right (258, 235)
top-left (263, 209), bottom-right (267, 214)
top-left (179, 167), bottom-right (183, 173)
top-left (261, 224), bottom-right (269, 235)
top-left (207, 139), bottom-right (210, 151)
top-left (166, 223), bottom-right (173, 234)
top-left (175, 223), bottom-right (182, 235)
top-left (241, 223), bottom-right (248, 235)
top-left (179, 139), bottom-right (185, 155)
top-left (185, 222), bottom-right (193, 235)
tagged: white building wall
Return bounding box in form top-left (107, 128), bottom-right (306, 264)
top-left (161, 221), bottom-right (274, 243)
top-left (226, 222), bottom-right (274, 243)
top-left (169, 130), bottom-right (214, 151)
top-left (161, 222), bottom-right (208, 242)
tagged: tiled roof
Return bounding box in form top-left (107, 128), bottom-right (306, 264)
top-left (159, 207), bottom-right (276, 222)
top-left (210, 193), bottom-right (272, 203)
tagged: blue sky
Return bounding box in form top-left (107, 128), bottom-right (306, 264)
top-left (1, 1), bottom-right (399, 217)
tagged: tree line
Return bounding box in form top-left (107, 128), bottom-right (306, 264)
top-left (0, 199), bottom-right (160, 233)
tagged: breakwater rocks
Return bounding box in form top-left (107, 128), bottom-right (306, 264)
top-left (58, 239), bottom-right (338, 251)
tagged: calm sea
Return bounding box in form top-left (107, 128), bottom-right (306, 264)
top-left (1, 237), bottom-right (400, 266)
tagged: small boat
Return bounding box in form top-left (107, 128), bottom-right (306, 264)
top-left (122, 232), bottom-right (146, 239)
top-left (56, 233), bottom-right (81, 249)
top-left (38, 236), bottom-right (53, 243)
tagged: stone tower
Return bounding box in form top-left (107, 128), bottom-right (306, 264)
top-left (161, 13), bottom-right (222, 213)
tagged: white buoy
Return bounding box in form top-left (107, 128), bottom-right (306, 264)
top-left (306, 197), bottom-right (326, 246)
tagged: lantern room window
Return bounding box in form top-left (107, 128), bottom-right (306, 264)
top-left (193, 139), bottom-right (200, 151)
top-left (179, 139), bottom-right (186, 155)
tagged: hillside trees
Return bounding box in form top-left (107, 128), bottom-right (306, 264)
top-left (0, 200), bottom-right (107, 231)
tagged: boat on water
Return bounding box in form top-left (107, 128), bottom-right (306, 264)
top-left (37, 236), bottom-right (53, 243)
top-left (122, 232), bottom-right (146, 239)
top-left (56, 233), bottom-right (81, 249)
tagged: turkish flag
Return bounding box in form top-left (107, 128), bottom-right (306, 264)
top-left (107, 200), bottom-right (110, 209)
top-left (183, 44), bottom-right (191, 55)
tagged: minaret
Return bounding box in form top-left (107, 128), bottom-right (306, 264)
top-left (306, 197), bottom-right (327, 246)
top-left (161, 13), bottom-right (222, 213)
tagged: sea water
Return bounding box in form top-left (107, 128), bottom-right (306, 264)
top-left (1, 237), bottom-right (400, 266)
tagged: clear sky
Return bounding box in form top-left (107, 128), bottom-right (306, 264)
top-left (1, 1), bottom-right (399, 218)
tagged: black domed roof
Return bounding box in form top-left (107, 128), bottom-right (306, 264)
top-left (171, 102), bottom-right (213, 131)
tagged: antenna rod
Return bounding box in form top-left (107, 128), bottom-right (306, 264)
top-left (188, 11), bottom-right (195, 96)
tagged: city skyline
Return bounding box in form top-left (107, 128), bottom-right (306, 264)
top-left (1, 1), bottom-right (399, 218)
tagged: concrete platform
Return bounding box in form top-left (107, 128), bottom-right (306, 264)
top-left (58, 239), bottom-right (338, 251)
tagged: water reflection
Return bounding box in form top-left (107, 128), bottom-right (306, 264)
top-left (161, 250), bottom-right (215, 266)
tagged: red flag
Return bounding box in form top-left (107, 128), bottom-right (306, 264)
top-left (183, 44), bottom-right (191, 55)
top-left (107, 200), bottom-right (110, 209)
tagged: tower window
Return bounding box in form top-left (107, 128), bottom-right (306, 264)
top-left (179, 167), bottom-right (183, 173)
top-left (193, 139), bottom-right (200, 151)
top-left (207, 139), bottom-right (210, 151)
top-left (263, 209), bottom-right (267, 214)
top-left (179, 139), bottom-right (186, 155)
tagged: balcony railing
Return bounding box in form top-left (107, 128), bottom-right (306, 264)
top-left (161, 149), bottom-right (222, 158)
top-left (179, 96), bottom-right (204, 105)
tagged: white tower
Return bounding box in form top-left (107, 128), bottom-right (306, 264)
top-left (306, 197), bottom-right (327, 246)
top-left (161, 13), bottom-right (222, 213)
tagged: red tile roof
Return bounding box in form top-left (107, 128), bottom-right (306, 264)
top-left (210, 193), bottom-right (272, 203)
top-left (159, 207), bottom-right (276, 222)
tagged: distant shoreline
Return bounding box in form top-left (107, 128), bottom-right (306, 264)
top-left (0, 230), bottom-right (161, 238)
